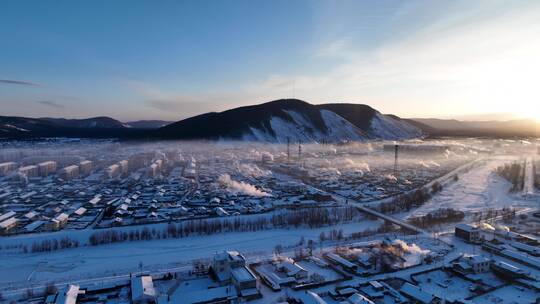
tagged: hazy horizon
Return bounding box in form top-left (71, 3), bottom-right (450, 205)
top-left (2, 0), bottom-right (540, 122)
top-left (2, 99), bottom-right (539, 124)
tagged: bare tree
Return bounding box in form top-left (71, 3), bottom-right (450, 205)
top-left (274, 244), bottom-right (283, 256)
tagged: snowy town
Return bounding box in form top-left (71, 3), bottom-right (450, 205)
top-left (0, 138), bottom-right (538, 304)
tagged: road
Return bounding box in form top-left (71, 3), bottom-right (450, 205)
top-left (323, 189), bottom-right (429, 235)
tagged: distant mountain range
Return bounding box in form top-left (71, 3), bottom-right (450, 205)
top-left (1, 98), bottom-right (537, 141)
top-left (41, 117), bottom-right (130, 129)
top-left (412, 118), bottom-right (540, 137)
top-left (125, 120), bottom-right (173, 129)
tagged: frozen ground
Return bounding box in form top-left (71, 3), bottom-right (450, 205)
top-left (471, 284), bottom-right (538, 304)
top-left (404, 157), bottom-right (537, 219)
top-left (412, 269), bottom-right (474, 302)
top-left (0, 220), bottom-right (381, 289)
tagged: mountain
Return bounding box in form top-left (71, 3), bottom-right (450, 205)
top-left (0, 116), bottom-right (150, 139)
top-left (41, 116), bottom-right (129, 129)
top-left (158, 99), bottom-right (423, 142)
top-left (0, 116), bottom-right (62, 134)
top-left (126, 120), bottom-right (173, 129)
top-left (1, 99), bottom-right (424, 141)
top-left (412, 118), bottom-right (540, 137)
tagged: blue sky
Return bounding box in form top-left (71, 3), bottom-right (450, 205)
top-left (1, 0), bottom-right (540, 121)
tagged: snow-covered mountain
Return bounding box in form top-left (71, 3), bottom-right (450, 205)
top-left (0, 116), bottom-right (149, 138)
top-left (40, 117), bottom-right (130, 129)
top-left (1, 99), bottom-right (424, 141)
top-left (158, 99), bottom-right (423, 142)
top-left (126, 120), bottom-right (173, 129)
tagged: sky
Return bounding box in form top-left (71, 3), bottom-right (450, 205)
top-left (1, 0), bottom-right (540, 122)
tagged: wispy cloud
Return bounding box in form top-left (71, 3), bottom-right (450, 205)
top-left (127, 80), bottom-right (253, 119)
top-left (315, 37), bottom-right (352, 58)
top-left (145, 96), bottom-right (237, 119)
top-left (36, 100), bottom-right (65, 108)
top-left (0, 79), bottom-right (41, 86)
top-left (246, 2), bottom-right (540, 118)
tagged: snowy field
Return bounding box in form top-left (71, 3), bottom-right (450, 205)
top-left (404, 157), bottom-right (537, 219)
top-left (0, 219), bottom-right (382, 289)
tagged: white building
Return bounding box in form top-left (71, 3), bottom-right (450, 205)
top-left (51, 213), bottom-right (69, 230)
top-left (230, 266), bottom-right (259, 299)
top-left (0, 162), bottom-right (17, 175)
top-left (106, 164), bottom-right (120, 179)
top-left (463, 254), bottom-right (491, 273)
top-left (400, 282), bottom-right (441, 304)
top-left (54, 284), bottom-right (82, 304)
top-left (212, 250), bottom-right (247, 283)
top-left (347, 293), bottom-right (375, 304)
top-left (79, 160), bottom-right (93, 176)
top-left (18, 165), bottom-right (39, 178)
top-left (277, 259), bottom-right (308, 279)
top-left (118, 159), bottom-right (129, 175)
top-left (60, 165), bottom-right (79, 180)
top-left (148, 163), bottom-right (159, 178)
top-left (184, 158), bottom-right (197, 178)
top-left (0, 217), bottom-right (18, 233)
top-left (38, 161), bottom-right (58, 177)
top-left (131, 275), bottom-right (156, 304)
top-left (0, 211), bottom-right (16, 222)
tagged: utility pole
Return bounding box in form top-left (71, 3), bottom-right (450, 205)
top-left (287, 137), bottom-right (290, 164)
top-left (298, 141), bottom-right (302, 163)
top-left (394, 144), bottom-right (399, 178)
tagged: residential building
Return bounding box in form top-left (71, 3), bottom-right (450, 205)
top-left (455, 223), bottom-right (481, 243)
top-left (0, 162), bottom-right (17, 175)
top-left (18, 165), bottom-right (39, 178)
top-left (60, 165), bottom-right (79, 180)
top-left (79, 160), bottom-right (93, 176)
top-left (400, 282), bottom-right (441, 304)
top-left (38, 161), bottom-right (58, 177)
top-left (131, 275), bottom-right (156, 304)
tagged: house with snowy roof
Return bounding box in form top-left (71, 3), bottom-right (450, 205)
top-left (399, 282), bottom-right (441, 304)
top-left (131, 275), bottom-right (156, 304)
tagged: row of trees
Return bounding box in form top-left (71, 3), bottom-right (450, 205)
top-left (29, 237), bottom-right (80, 253)
top-left (408, 208), bottom-right (465, 228)
top-left (89, 206), bottom-right (362, 246)
top-left (471, 207), bottom-right (517, 224)
top-left (496, 162), bottom-right (524, 192)
top-left (377, 187), bottom-right (432, 214)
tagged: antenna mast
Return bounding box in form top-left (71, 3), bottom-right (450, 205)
top-left (394, 144), bottom-right (399, 178)
top-left (298, 141), bottom-right (302, 163)
top-left (287, 137), bottom-right (290, 164)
